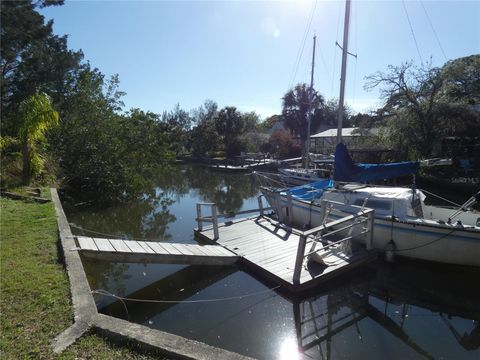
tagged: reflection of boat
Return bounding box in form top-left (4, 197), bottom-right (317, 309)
top-left (294, 259), bottom-right (480, 359)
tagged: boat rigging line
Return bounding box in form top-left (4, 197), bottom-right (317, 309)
top-left (289, 0), bottom-right (318, 89)
top-left (420, 0), bottom-right (448, 62)
top-left (402, 0), bottom-right (423, 64)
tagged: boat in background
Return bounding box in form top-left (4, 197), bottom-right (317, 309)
top-left (278, 154), bottom-right (334, 185)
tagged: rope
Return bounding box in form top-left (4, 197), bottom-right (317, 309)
top-left (253, 171), bottom-right (288, 189)
top-left (393, 228), bottom-right (456, 252)
top-left (419, 189), bottom-right (461, 207)
top-left (69, 224), bottom-right (164, 242)
top-left (92, 285), bottom-right (281, 304)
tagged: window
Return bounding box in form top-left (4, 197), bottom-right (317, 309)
top-left (353, 198), bottom-right (392, 211)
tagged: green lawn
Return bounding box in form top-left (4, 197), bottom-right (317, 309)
top-left (0, 191), bottom-right (162, 359)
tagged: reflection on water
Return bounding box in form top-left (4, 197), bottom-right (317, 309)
top-left (63, 164), bottom-right (480, 359)
top-left (91, 259), bottom-right (480, 359)
top-left (64, 164), bottom-right (259, 242)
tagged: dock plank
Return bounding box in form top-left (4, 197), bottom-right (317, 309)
top-left (137, 241), bottom-right (156, 254)
top-left (93, 238), bottom-right (116, 252)
top-left (171, 243), bottom-right (195, 256)
top-left (159, 243), bottom-right (184, 256)
top-left (125, 240), bottom-right (146, 253)
top-left (77, 236), bottom-right (98, 251)
top-left (109, 239), bottom-right (132, 253)
top-left (144, 241), bottom-right (167, 254)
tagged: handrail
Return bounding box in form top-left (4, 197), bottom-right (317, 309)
top-left (302, 209), bottom-right (373, 237)
top-left (304, 230), bottom-right (369, 257)
top-left (216, 206), bottom-right (272, 219)
top-left (307, 218), bottom-right (369, 240)
top-left (196, 203), bottom-right (219, 240)
top-left (292, 203), bottom-right (375, 284)
top-left (196, 195), bottom-right (271, 241)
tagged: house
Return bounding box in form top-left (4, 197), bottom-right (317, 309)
top-left (310, 127), bottom-right (380, 154)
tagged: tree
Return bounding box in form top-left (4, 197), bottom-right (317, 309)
top-left (160, 104), bottom-right (192, 155)
top-left (1, 1), bottom-right (82, 136)
top-left (257, 114), bottom-right (280, 132)
top-left (365, 61), bottom-right (445, 158)
top-left (365, 57), bottom-right (480, 159)
top-left (18, 92), bottom-right (59, 185)
top-left (281, 83), bottom-right (324, 154)
top-left (215, 106), bottom-right (245, 157)
top-left (268, 129), bottom-right (301, 159)
top-left (189, 100), bottom-right (219, 156)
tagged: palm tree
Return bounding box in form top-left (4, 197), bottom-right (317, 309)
top-left (18, 92), bottom-right (59, 185)
top-left (281, 83), bottom-right (324, 154)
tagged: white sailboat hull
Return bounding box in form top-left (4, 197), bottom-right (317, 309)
top-left (262, 190), bottom-right (480, 267)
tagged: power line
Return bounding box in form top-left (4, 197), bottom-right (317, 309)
top-left (402, 0), bottom-right (423, 64)
top-left (420, 0), bottom-right (448, 62)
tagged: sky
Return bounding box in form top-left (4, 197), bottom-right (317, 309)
top-left (40, 0), bottom-right (480, 119)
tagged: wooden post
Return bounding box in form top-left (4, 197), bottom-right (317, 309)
top-left (257, 195), bottom-right (264, 217)
top-left (293, 234), bottom-right (307, 284)
top-left (212, 204), bottom-right (219, 241)
top-left (196, 204), bottom-right (202, 231)
top-left (367, 211), bottom-right (374, 250)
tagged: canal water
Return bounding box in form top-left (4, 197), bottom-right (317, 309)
top-left (63, 164), bottom-right (480, 359)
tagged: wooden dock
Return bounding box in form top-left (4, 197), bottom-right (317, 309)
top-left (75, 199), bottom-right (376, 294)
top-left (195, 215), bottom-right (377, 293)
top-left (75, 237), bottom-right (239, 265)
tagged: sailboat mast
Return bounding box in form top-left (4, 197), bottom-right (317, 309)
top-left (336, 0), bottom-right (351, 145)
top-left (306, 35), bottom-right (316, 169)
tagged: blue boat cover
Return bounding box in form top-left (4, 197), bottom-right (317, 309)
top-left (334, 143), bottom-right (419, 182)
top-left (281, 179), bottom-right (334, 201)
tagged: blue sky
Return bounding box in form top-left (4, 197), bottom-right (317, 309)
top-left (41, 1), bottom-right (479, 119)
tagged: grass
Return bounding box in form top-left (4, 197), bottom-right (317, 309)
top-left (0, 190), bottom-right (165, 359)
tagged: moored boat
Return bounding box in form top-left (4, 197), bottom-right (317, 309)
top-left (261, 180), bottom-right (480, 267)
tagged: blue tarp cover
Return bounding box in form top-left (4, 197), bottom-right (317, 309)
top-left (334, 143), bottom-right (419, 182)
top-left (282, 179), bottom-right (334, 201)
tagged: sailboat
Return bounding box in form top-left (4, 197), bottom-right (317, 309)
top-left (261, 0), bottom-right (480, 267)
top-left (278, 35), bottom-right (335, 186)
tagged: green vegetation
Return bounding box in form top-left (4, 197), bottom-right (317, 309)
top-left (364, 56), bottom-right (480, 162)
top-left (0, 193), bottom-right (163, 359)
top-left (1, 1), bottom-right (479, 201)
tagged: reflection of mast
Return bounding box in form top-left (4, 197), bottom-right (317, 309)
top-left (365, 302), bottom-right (435, 360)
top-left (291, 283), bottom-right (436, 360)
top-left (440, 315), bottom-right (480, 351)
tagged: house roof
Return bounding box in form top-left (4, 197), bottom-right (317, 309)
top-left (311, 127), bottom-right (379, 138)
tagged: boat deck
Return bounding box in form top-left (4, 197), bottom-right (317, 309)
top-left (195, 216), bottom-right (377, 293)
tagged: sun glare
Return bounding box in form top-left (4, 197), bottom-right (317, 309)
top-left (278, 337), bottom-right (301, 360)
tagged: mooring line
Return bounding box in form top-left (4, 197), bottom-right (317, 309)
top-left (92, 285), bottom-right (281, 304)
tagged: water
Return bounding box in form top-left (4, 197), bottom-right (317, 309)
top-left (63, 164), bottom-right (480, 359)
